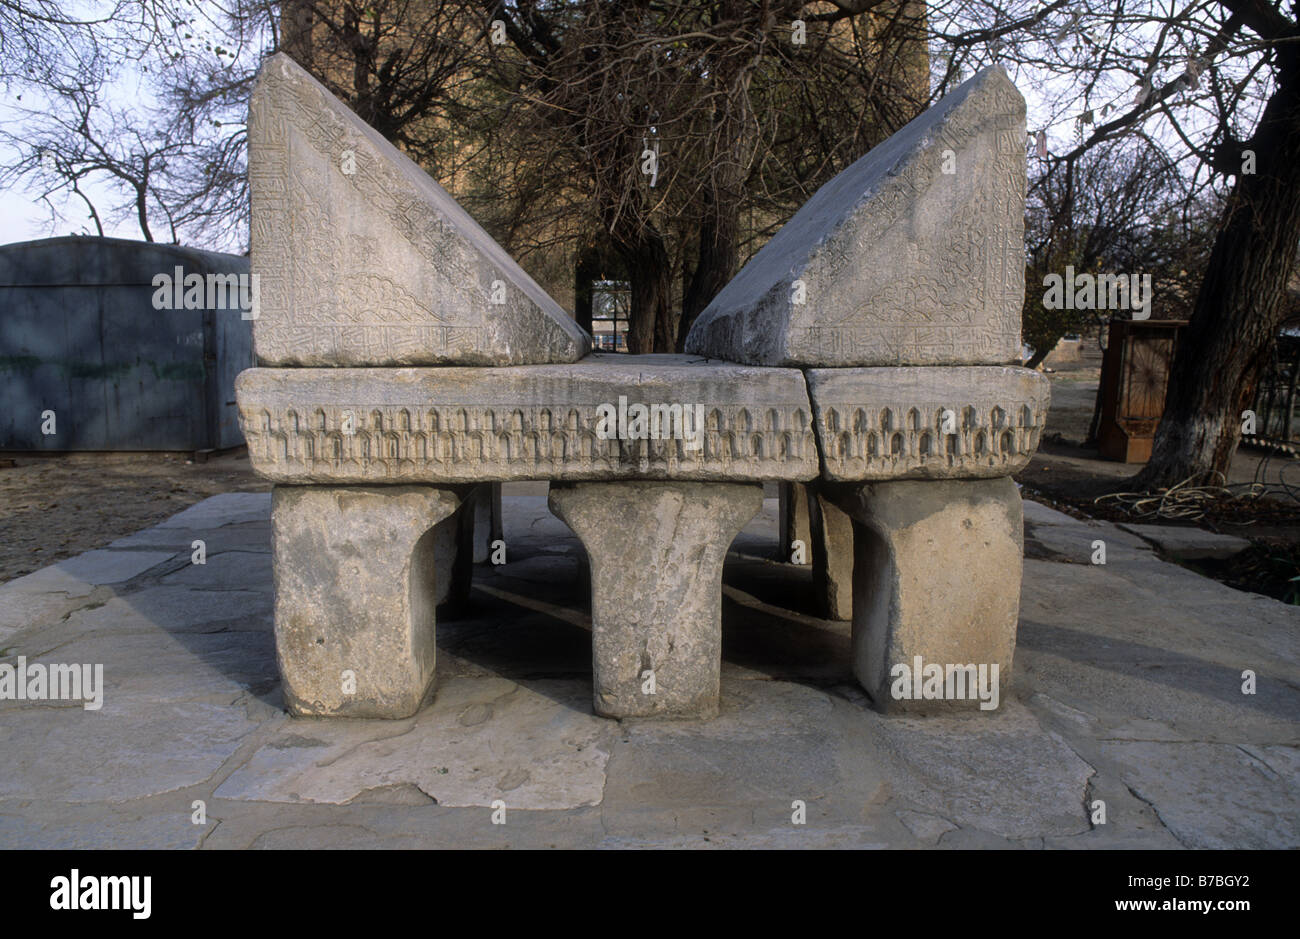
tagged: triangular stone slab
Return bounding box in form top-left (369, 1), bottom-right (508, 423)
top-left (248, 53), bottom-right (590, 366)
top-left (686, 67), bottom-right (1026, 367)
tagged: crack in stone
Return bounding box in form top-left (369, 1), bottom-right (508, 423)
top-left (312, 720), bottom-right (424, 769)
top-left (1124, 782), bottom-right (1186, 848)
top-left (1082, 774), bottom-right (1099, 830)
top-left (203, 714), bottom-right (292, 789)
top-left (1235, 744), bottom-right (1283, 780)
top-left (195, 817), bottom-right (221, 849)
top-left (245, 821), bottom-right (381, 849)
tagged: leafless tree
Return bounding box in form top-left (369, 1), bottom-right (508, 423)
top-left (479, 0), bottom-right (930, 351)
top-left (0, 0), bottom-right (263, 245)
top-left (932, 0), bottom-right (1300, 488)
top-left (6, 0), bottom-right (1297, 490)
top-left (1023, 137), bottom-right (1217, 369)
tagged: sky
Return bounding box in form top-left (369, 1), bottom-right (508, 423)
top-left (0, 169), bottom-right (129, 244)
top-left (0, 0), bottom-right (253, 251)
top-left (0, 1), bottom-right (1258, 253)
top-left (0, 73), bottom-right (1059, 251)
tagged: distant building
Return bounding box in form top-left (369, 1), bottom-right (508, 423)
top-left (0, 236), bottom-right (253, 451)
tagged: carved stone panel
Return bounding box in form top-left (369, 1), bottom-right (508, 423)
top-left (685, 67), bottom-right (1027, 368)
top-left (806, 366), bottom-right (1050, 480)
top-left (248, 53), bottom-right (590, 366)
top-left (236, 355), bottom-right (819, 483)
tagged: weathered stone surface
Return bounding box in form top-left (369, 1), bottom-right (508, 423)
top-left (1098, 741), bottom-right (1300, 848)
top-left (0, 701), bottom-right (262, 804)
top-left (827, 477), bottom-right (1023, 712)
top-left (108, 520), bottom-right (270, 554)
top-left (271, 485), bottom-right (462, 718)
top-left (1019, 553), bottom-right (1300, 743)
top-left (873, 702), bottom-right (1095, 839)
top-left (548, 481), bottom-right (763, 719)
top-left (1116, 523), bottom-right (1252, 561)
top-left (1022, 500), bottom-right (1154, 564)
top-left (807, 366), bottom-right (1049, 480)
top-left (57, 586), bottom-right (271, 637)
top-left (152, 492), bottom-right (272, 529)
top-left (686, 67), bottom-right (1026, 367)
top-left (214, 678), bottom-right (616, 810)
top-left (160, 549), bottom-right (269, 590)
top-left (0, 549), bottom-right (177, 641)
top-left (248, 53), bottom-right (589, 366)
top-left (2, 491), bottom-right (1298, 848)
top-left (237, 355), bottom-right (818, 483)
top-left (599, 682), bottom-right (864, 835)
top-left (809, 487), bottom-right (854, 620)
top-left (0, 802), bottom-right (215, 850)
top-left (1, 549), bottom-right (175, 597)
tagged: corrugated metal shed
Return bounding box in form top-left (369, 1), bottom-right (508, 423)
top-left (0, 236), bottom-right (254, 450)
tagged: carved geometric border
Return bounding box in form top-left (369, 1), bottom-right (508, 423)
top-left (236, 366), bottom-right (821, 483)
top-left (807, 367), bottom-right (1051, 481)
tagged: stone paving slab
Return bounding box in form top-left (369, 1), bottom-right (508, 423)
top-left (1116, 522), bottom-right (1253, 561)
top-left (214, 678), bottom-right (614, 810)
top-left (0, 488), bottom-right (1296, 849)
top-left (0, 548), bottom-right (177, 642)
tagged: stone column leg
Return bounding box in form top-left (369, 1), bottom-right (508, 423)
top-left (827, 477), bottom-right (1023, 713)
top-left (471, 483), bottom-right (501, 565)
top-left (548, 481), bottom-right (763, 720)
top-left (808, 487), bottom-right (854, 620)
top-left (271, 485), bottom-right (461, 718)
top-left (450, 490), bottom-right (478, 608)
top-left (431, 489), bottom-right (478, 612)
top-left (489, 482), bottom-right (504, 560)
top-left (432, 511), bottom-right (459, 606)
top-left (778, 482), bottom-right (812, 564)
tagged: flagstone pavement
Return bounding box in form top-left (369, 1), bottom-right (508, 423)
top-left (0, 486), bottom-right (1295, 849)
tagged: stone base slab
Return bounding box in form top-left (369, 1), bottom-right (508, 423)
top-left (807, 366), bottom-right (1049, 481)
top-left (239, 360), bottom-right (1051, 487)
top-left (237, 354), bottom-right (818, 484)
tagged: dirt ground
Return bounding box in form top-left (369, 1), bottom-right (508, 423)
top-left (0, 449), bottom-right (268, 582)
top-left (1022, 348), bottom-right (1300, 516)
top-left (1018, 347), bottom-right (1300, 603)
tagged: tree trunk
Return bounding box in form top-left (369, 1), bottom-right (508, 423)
top-left (677, 0), bottom-right (751, 351)
top-left (614, 225), bottom-right (673, 354)
top-left (679, 175), bottom-right (742, 352)
top-left (1023, 345), bottom-right (1051, 370)
top-left (280, 0), bottom-right (314, 66)
top-left (135, 182), bottom-right (153, 242)
top-left (1132, 50), bottom-right (1300, 490)
top-left (573, 243), bottom-right (601, 338)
